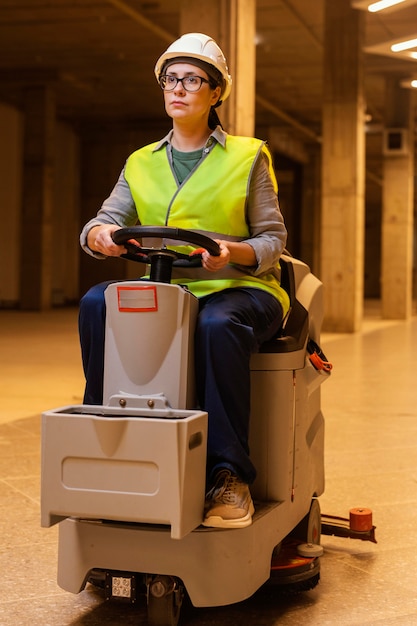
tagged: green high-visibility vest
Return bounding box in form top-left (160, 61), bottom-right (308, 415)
top-left (125, 136), bottom-right (289, 314)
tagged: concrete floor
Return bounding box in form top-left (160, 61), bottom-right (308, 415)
top-left (1, 305), bottom-right (417, 625)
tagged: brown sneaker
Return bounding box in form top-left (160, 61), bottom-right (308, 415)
top-left (202, 469), bottom-right (255, 529)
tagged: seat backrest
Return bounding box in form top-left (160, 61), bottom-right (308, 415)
top-left (259, 255), bottom-right (309, 354)
top-left (279, 254), bottom-right (296, 307)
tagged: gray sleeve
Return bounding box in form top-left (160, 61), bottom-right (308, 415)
top-left (79, 166), bottom-right (139, 257)
top-left (241, 151), bottom-right (287, 275)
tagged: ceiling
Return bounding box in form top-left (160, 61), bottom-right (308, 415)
top-left (0, 0), bottom-right (416, 150)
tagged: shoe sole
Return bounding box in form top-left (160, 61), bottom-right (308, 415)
top-left (202, 502), bottom-right (255, 529)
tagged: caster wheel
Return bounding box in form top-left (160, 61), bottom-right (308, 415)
top-left (297, 542), bottom-right (324, 558)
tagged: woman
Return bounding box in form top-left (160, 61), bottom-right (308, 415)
top-left (79, 33), bottom-right (289, 529)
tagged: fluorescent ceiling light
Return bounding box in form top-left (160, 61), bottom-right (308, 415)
top-left (368, 0), bottom-right (406, 11)
top-left (391, 37), bottom-right (417, 51)
top-left (352, 0), bottom-right (417, 11)
top-left (365, 33), bottom-right (417, 60)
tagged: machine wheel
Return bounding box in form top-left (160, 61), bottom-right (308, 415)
top-left (147, 575), bottom-right (184, 626)
top-left (87, 568), bottom-right (106, 589)
top-left (290, 498), bottom-right (321, 544)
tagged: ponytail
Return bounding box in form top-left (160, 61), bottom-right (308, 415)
top-left (209, 106), bottom-right (223, 130)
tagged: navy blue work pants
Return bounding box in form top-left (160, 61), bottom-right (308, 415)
top-left (79, 282), bottom-right (283, 484)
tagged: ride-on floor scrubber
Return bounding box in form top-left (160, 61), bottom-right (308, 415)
top-left (41, 226), bottom-right (333, 626)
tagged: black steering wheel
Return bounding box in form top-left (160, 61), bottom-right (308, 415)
top-left (112, 226), bottom-right (221, 283)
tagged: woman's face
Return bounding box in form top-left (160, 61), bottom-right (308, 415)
top-left (162, 62), bottom-right (221, 125)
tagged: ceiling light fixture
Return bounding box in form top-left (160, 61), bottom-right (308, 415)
top-left (368, 0), bottom-right (406, 11)
top-left (391, 37), bottom-right (417, 51)
top-left (351, 0), bottom-right (417, 11)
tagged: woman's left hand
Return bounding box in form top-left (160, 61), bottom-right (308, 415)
top-left (201, 239), bottom-right (257, 271)
top-left (201, 240), bottom-right (230, 272)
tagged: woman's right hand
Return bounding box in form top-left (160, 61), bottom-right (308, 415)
top-left (87, 224), bottom-right (127, 256)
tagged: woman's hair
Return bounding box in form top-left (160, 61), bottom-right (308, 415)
top-left (209, 107), bottom-right (223, 130)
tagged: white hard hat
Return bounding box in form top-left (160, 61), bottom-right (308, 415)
top-left (154, 32), bottom-right (232, 102)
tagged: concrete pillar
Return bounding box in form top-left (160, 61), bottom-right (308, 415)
top-left (52, 123), bottom-right (80, 305)
top-left (180, 0), bottom-right (256, 136)
top-left (0, 103), bottom-right (23, 308)
top-left (20, 84), bottom-right (55, 310)
top-left (321, 0), bottom-right (366, 332)
top-left (301, 145), bottom-right (322, 275)
top-left (381, 79), bottom-right (414, 319)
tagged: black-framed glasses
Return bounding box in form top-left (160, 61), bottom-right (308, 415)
top-left (159, 74), bottom-right (210, 92)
